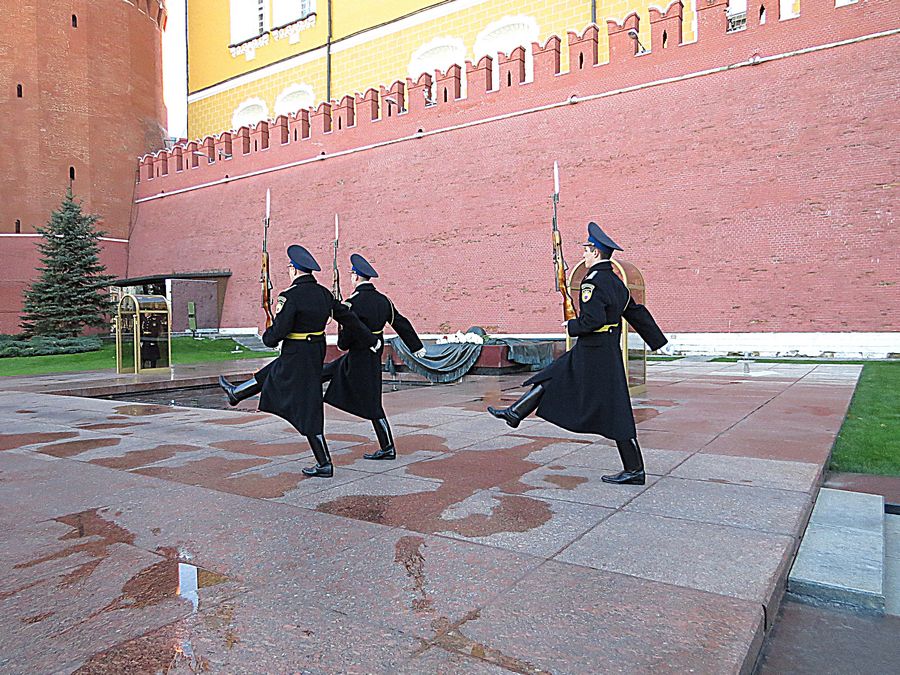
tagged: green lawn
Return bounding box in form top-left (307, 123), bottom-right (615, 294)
top-left (0, 337), bottom-right (274, 377)
top-left (712, 357), bottom-right (871, 365)
top-left (830, 362), bottom-right (900, 476)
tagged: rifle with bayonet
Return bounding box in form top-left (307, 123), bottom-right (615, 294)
top-left (332, 213), bottom-right (342, 301)
top-left (551, 162), bottom-right (576, 351)
top-left (260, 189), bottom-right (275, 329)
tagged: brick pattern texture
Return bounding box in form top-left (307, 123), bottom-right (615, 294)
top-left (131, 0), bottom-right (898, 336)
top-left (0, 0), bottom-right (166, 333)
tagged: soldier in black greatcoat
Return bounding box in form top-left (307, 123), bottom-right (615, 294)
top-left (218, 245), bottom-right (379, 478)
top-left (489, 222), bottom-right (667, 485)
top-left (322, 254), bottom-right (426, 460)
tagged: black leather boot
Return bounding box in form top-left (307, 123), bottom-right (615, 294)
top-left (218, 376), bottom-right (262, 407)
top-left (487, 385), bottom-right (545, 429)
top-left (302, 434), bottom-right (333, 478)
top-left (365, 418), bottom-right (396, 460)
top-left (602, 438), bottom-right (646, 485)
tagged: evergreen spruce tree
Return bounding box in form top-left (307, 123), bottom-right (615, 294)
top-left (20, 189), bottom-right (115, 337)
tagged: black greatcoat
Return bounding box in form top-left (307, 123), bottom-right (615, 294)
top-left (323, 282), bottom-right (423, 419)
top-left (525, 260), bottom-right (667, 440)
top-left (254, 275), bottom-right (375, 435)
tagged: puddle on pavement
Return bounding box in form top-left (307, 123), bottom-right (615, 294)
top-left (423, 608), bottom-right (552, 675)
top-left (21, 611), bottom-right (54, 624)
top-left (392, 536), bottom-right (551, 673)
top-left (89, 444), bottom-right (203, 471)
top-left (73, 619), bottom-right (209, 674)
top-left (14, 508), bottom-right (228, 616)
top-left (212, 439), bottom-right (307, 457)
top-left (394, 535), bottom-right (432, 612)
top-left (77, 421), bottom-right (150, 431)
top-left (544, 474), bottom-right (589, 490)
top-left (633, 407), bottom-right (660, 424)
top-left (96, 381), bottom-right (431, 412)
top-left (0, 431), bottom-right (79, 452)
top-left (134, 455), bottom-right (316, 499)
top-left (112, 404), bottom-right (178, 416)
top-left (37, 437), bottom-right (121, 459)
top-left (317, 436), bottom-right (566, 536)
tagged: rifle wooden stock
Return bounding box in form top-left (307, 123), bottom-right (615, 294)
top-left (553, 230), bottom-right (576, 322)
top-left (260, 249), bottom-right (274, 329)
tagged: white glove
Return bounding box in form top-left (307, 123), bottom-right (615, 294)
top-left (370, 338), bottom-right (382, 353)
top-left (414, 347), bottom-right (427, 358)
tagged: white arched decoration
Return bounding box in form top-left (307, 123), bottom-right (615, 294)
top-left (473, 15), bottom-right (539, 91)
top-left (274, 84), bottom-right (315, 117)
top-left (231, 97), bottom-right (269, 130)
top-left (408, 37), bottom-right (467, 81)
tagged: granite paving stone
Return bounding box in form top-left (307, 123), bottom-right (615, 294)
top-left (283, 528), bottom-right (546, 639)
top-left (558, 441), bottom-right (691, 475)
top-left (672, 453), bottom-right (823, 493)
top-left (499, 464), bottom-right (658, 509)
top-left (457, 560), bottom-right (765, 675)
top-left (625, 476), bottom-right (814, 535)
top-left (556, 511), bottom-right (796, 606)
top-left (0, 363), bottom-right (857, 671)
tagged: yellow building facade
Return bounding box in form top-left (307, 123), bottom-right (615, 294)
top-left (187, 0), bottom-right (702, 139)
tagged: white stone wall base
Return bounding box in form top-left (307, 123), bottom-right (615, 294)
top-left (658, 332), bottom-right (899, 359)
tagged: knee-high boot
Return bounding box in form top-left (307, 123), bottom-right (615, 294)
top-left (218, 376), bottom-right (262, 407)
top-left (365, 418), bottom-right (396, 460)
top-left (601, 438), bottom-right (646, 485)
top-left (487, 384), bottom-right (545, 429)
top-left (302, 434), bottom-right (334, 478)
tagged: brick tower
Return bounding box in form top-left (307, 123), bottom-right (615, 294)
top-left (0, 0), bottom-right (168, 333)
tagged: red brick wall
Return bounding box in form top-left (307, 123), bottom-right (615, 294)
top-left (129, 0), bottom-right (899, 335)
top-left (0, 0), bottom-right (166, 333)
top-left (0, 237), bottom-right (128, 334)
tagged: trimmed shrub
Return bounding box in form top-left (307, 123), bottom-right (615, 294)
top-left (0, 335), bottom-right (103, 358)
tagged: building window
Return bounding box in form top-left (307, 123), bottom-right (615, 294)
top-left (726, 0), bottom-right (748, 32)
top-left (473, 16), bottom-right (539, 90)
top-left (273, 0), bottom-right (315, 28)
top-left (274, 84), bottom-right (315, 117)
top-left (15, 219), bottom-right (21, 234)
top-left (230, 0), bottom-right (270, 45)
top-left (72, 14), bottom-right (78, 28)
top-left (16, 84), bottom-right (23, 98)
top-left (69, 166), bottom-right (76, 181)
top-left (232, 98), bottom-right (269, 130)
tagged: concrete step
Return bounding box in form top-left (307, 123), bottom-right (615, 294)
top-left (788, 488), bottom-right (884, 611)
top-left (231, 334), bottom-right (275, 352)
top-left (885, 514), bottom-right (900, 616)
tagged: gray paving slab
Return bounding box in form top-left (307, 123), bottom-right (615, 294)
top-left (885, 547), bottom-right (900, 617)
top-left (556, 511), bottom-right (796, 607)
top-left (672, 453), bottom-right (822, 493)
top-left (788, 489), bottom-right (885, 611)
top-left (887, 513), bottom-right (900, 560)
top-left (789, 523), bottom-right (885, 611)
top-left (458, 560), bottom-right (765, 675)
top-left (499, 464), bottom-right (658, 509)
top-left (808, 487), bottom-right (884, 532)
top-left (555, 441), bottom-right (691, 475)
top-left (625, 476), bottom-right (813, 535)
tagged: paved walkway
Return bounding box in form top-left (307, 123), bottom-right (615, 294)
top-left (0, 361), bottom-right (860, 673)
